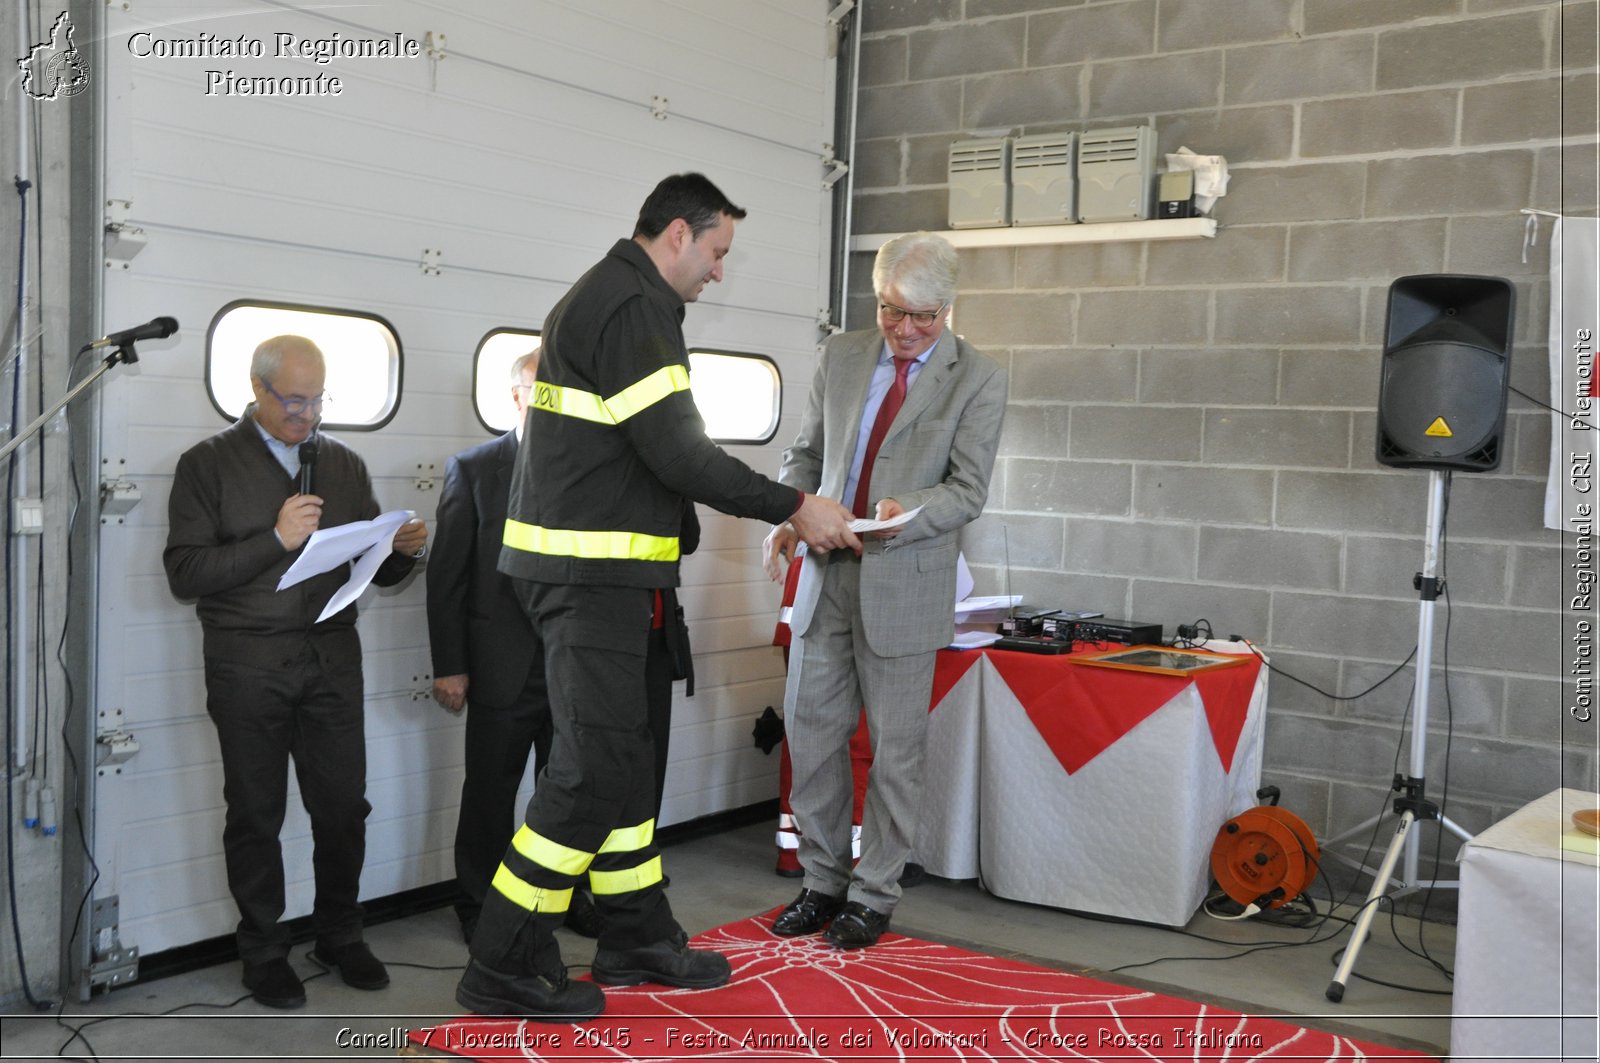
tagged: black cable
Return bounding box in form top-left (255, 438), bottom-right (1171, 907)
top-left (49, 947), bottom-right (469, 1057)
top-left (7, 165), bottom-right (51, 1011)
top-left (1107, 885), bottom-right (1448, 996)
top-left (1171, 618), bottom-right (1213, 648)
top-left (57, 351), bottom-right (100, 1017)
top-left (1102, 913), bottom-right (1353, 975)
top-left (31, 26), bottom-right (51, 791)
top-left (1243, 639), bottom-right (1418, 702)
top-left (1385, 893), bottom-right (1453, 982)
top-left (1330, 939), bottom-right (1454, 996)
top-left (53, 957), bottom-right (334, 1058)
top-left (1511, 383), bottom-right (1596, 431)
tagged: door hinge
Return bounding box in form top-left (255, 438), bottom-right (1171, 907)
top-left (87, 895), bottom-right (140, 991)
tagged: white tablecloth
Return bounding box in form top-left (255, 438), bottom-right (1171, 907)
top-left (914, 646), bottom-right (1268, 926)
top-left (1451, 788), bottom-right (1600, 1062)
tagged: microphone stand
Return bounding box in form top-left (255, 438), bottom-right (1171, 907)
top-left (0, 342), bottom-right (142, 463)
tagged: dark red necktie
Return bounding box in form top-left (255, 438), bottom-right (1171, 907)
top-left (851, 358), bottom-right (912, 518)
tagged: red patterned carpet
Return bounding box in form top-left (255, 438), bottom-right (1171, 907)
top-left (412, 912), bottom-right (1437, 1061)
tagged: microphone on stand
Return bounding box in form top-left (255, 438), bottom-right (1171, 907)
top-left (298, 435), bottom-right (318, 495)
top-left (86, 316), bottom-right (179, 349)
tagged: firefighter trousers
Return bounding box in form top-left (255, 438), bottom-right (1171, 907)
top-left (470, 581), bottom-right (679, 979)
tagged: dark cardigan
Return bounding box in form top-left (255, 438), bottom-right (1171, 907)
top-left (164, 411), bottom-right (414, 666)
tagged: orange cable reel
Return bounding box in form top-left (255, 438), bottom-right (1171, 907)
top-left (1210, 797), bottom-right (1320, 912)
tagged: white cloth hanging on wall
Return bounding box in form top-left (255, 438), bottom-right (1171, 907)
top-left (1543, 217), bottom-right (1600, 531)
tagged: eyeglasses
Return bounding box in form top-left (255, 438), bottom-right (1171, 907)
top-left (261, 378), bottom-right (328, 416)
top-left (878, 301), bottom-right (947, 327)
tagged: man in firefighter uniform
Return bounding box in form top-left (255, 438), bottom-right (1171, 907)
top-left (454, 173), bottom-right (858, 1021)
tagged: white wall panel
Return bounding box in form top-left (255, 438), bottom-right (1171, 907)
top-left (94, 0), bottom-right (835, 956)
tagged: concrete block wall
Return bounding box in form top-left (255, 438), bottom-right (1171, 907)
top-left (849, 0), bottom-right (1599, 884)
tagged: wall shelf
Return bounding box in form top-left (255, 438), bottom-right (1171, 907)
top-left (847, 216), bottom-right (1217, 253)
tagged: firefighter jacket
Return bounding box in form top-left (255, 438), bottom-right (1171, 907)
top-left (499, 238), bottom-right (800, 589)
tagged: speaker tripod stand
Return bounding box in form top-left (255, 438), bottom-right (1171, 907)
top-left (1323, 470), bottom-right (1473, 1003)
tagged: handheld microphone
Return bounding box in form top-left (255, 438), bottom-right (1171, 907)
top-left (298, 436), bottom-right (318, 495)
top-left (88, 316), bottom-right (179, 349)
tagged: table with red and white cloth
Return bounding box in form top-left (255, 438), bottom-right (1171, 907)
top-left (913, 641), bottom-right (1266, 926)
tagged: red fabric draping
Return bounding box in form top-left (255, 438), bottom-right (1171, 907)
top-left (773, 646), bottom-right (1260, 868)
top-left (956, 645), bottom-right (1261, 775)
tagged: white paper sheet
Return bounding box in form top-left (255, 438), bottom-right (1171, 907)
top-left (949, 629), bottom-right (1004, 650)
top-left (276, 508), bottom-right (415, 623)
top-left (953, 594), bottom-right (1023, 621)
top-left (847, 505), bottom-right (922, 533)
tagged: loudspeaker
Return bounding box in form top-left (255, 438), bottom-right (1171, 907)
top-left (1376, 274), bottom-right (1516, 472)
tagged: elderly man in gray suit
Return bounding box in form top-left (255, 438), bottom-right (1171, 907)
top-left (762, 231), bottom-right (1007, 948)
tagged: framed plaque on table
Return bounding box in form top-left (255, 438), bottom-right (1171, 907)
top-left (1070, 645), bottom-right (1251, 676)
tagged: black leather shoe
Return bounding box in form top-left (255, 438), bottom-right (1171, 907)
top-left (564, 889), bottom-right (604, 939)
top-left (898, 862), bottom-right (927, 888)
top-left (456, 958), bottom-right (605, 1021)
top-left (824, 901), bottom-right (891, 949)
top-left (313, 940), bottom-right (390, 990)
top-left (591, 930), bottom-right (731, 988)
top-left (242, 957), bottom-right (306, 1009)
top-left (771, 888), bottom-right (845, 937)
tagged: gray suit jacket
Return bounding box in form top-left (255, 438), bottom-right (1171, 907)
top-left (779, 327), bottom-right (1007, 657)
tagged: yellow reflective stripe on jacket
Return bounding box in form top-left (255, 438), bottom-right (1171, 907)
top-left (503, 521), bottom-right (680, 562)
top-left (607, 365), bottom-right (690, 422)
top-left (490, 865), bottom-right (574, 913)
top-left (598, 819), bottom-right (655, 854)
top-left (530, 381), bottom-right (612, 424)
top-left (590, 856), bottom-right (664, 896)
top-left (530, 365), bottom-right (690, 426)
top-left (509, 824), bottom-right (592, 877)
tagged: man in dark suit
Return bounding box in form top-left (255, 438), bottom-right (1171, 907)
top-left (763, 232), bottom-right (1007, 949)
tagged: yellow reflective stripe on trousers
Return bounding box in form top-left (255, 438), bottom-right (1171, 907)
top-left (598, 819), bottom-right (655, 854)
top-left (589, 855), bottom-right (664, 896)
top-left (491, 865), bottom-right (574, 913)
top-left (509, 824), bottom-right (593, 877)
top-left (530, 365), bottom-right (690, 426)
top-left (502, 521), bottom-right (679, 562)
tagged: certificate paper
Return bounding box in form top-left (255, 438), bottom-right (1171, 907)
top-left (847, 505), bottom-right (922, 534)
top-left (277, 508), bottom-right (414, 622)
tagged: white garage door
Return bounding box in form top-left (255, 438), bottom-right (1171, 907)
top-left (92, 0), bottom-right (838, 957)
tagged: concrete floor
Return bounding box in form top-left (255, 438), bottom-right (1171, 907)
top-left (0, 818), bottom-right (1455, 1061)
